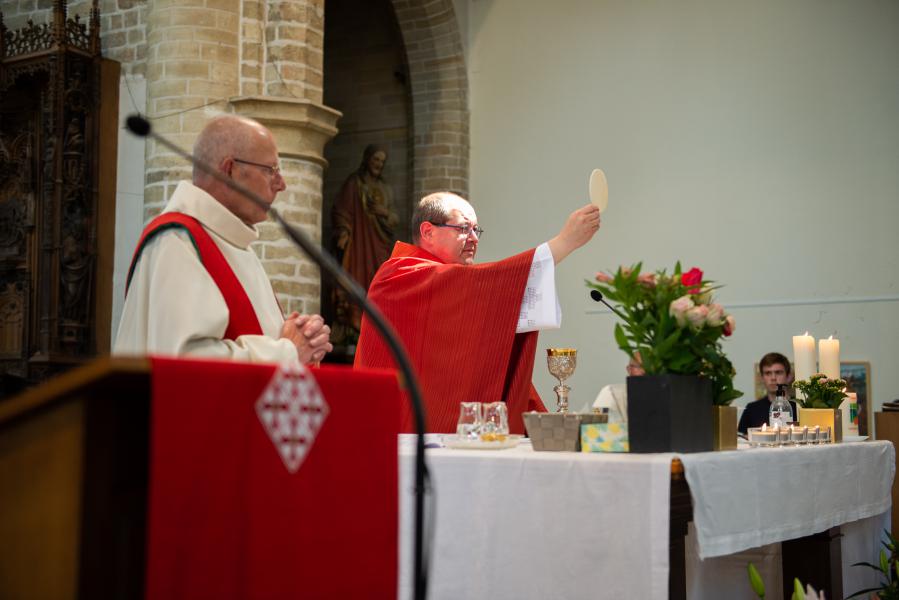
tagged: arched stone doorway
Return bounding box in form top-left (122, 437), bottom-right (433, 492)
top-left (321, 0), bottom-right (468, 359)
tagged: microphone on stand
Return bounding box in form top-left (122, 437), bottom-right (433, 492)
top-left (125, 115), bottom-right (432, 600)
top-left (589, 289), bottom-right (628, 321)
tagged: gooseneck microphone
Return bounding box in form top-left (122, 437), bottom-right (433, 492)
top-left (589, 288), bottom-right (629, 321)
top-left (125, 115), bottom-right (431, 600)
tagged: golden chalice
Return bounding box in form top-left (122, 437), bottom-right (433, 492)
top-left (546, 348), bottom-right (577, 413)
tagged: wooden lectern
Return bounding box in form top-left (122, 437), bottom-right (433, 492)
top-left (0, 358), bottom-right (152, 599)
top-left (0, 357), bottom-right (402, 600)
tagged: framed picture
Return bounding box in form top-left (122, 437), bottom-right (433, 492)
top-left (841, 361), bottom-right (872, 437)
top-left (752, 360), bottom-right (872, 435)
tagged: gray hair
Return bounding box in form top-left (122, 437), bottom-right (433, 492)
top-left (411, 192), bottom-right (465, 243)
top-left (192, 115), bottom-right (265, 185)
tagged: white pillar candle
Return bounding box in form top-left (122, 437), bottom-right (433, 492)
top-left (819, 336), bottom-right (840, 379)
top-left (792, 332), bottom-right (816, 383)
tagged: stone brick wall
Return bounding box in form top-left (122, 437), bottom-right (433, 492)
top-left (263, 1), bottom-right (324, 101)
top-left (256, 157), bottom-right (325, 315)
top-left (139, 0), bottom-right (333, 316)
top-left (2, 0), bottom-right (471, 320)
top-left (320, 0), bottom-right (471, 244)
top-left (393, 0), bottom-right (469, 199)
top-left (142, 0), bottom-right (242, 219)
top-left (2, 0), bottom-right (147, 76)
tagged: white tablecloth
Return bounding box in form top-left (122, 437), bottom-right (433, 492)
top-left (397, 436), bottom-right (895, 600)
top-left (680, 440), bottom-right (895, 558)
top-left (398, 436), bottom-right (673, 600)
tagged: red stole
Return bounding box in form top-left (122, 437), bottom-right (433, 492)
top-left (126, 212), bottom-right (262, 340)
top-left (354, 241), bottom-right (547, 434)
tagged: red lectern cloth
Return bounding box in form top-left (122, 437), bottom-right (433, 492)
top-left (145, 357), bottom-right (401, 600)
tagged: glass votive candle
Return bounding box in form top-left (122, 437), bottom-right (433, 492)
top-left (748, 426), bottom-right (778, 447)
top-left (806, 426), bottom-right (819, 444)
top-left (818, 426), bottom-right (832, 443)
top-left (788, 425), bottom-right (807, 445)
top-left (776, 426), bottom-right (793, 445)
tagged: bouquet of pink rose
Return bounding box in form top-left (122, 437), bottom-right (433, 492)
top-left (586, 263), bottom-right (742, 406)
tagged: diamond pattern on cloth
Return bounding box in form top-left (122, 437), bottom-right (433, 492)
top-left (255, 363), bottom-right (329, 473)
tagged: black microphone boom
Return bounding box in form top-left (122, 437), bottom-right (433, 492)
top-left (589, 288), bottom-right (629, 321)
top-left (125, 115), bottom-right (151, 137)
top-left (125, 115), bottom-right (431, 599)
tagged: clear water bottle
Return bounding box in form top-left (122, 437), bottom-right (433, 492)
top-left (769, 383), bottom-right (793, 428)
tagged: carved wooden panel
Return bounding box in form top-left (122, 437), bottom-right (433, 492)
top-left (0, 0), bottom-right (114, 393)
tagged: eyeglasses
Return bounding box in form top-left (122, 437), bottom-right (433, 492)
top-left (430, 222), bottom-right (485, 238)
top-left (232, 157), bottom-right (281, 179)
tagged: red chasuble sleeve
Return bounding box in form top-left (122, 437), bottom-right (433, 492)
top-left (354, 241), bottom-right (548, 434)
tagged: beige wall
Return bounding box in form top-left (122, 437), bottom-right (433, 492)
top-left (463, 0), bottom-right (899, 421)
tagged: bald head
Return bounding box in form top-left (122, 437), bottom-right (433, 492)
top-left (193, 115), bottom-right (273, 187)
top-left (191, 114), bottom-right (285, 225)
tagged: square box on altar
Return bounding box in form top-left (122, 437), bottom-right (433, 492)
top-left (581, 423), bottom-right (630, 453)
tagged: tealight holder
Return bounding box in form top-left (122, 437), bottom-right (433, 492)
top-left (748, 426), bottom-right (779, 447)
top-left (777, 426), bottom-right (793, 446)
top-left (788, 425), bottom-right (807, 445)
top-left (805, 426), bottom-right (819, 444)
top-left (818, 425), bottom-right (832, 444)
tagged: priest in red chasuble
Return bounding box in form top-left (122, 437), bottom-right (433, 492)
top-left (354, 192), bottom-right (600, 434)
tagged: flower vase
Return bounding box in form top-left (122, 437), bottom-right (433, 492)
top-left (627, 374), bottom-right (714, 453)
top-left (712, 405), bottom-right (738, 451)
top-left (798, 407), bottom-right (843, 443)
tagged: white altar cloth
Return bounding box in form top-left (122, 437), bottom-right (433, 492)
top-left (680, 440), bottom-right (895, 558)
top-left (398, 436), bottom-right (674, 599)
top-left (397, 436), bottom-right (895, 600)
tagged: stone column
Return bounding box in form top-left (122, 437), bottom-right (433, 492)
top-left (144, 0), bottom-right (241, 217)
top-left (232, 0), bottom-right (339, 316)
top-left (144, 0), bottom-right (339, 316)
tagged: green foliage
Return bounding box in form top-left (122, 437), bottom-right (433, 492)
top-left (748, 562), bottom-right (766, 598)
top-left (794, 373), bottom-right (849, 409)
top-left (586, 263), bottom-right (742, 405)
top-left (748, 564), bottom-right (826, 600)
top-left (848, 530), bottom-right (899, 599)
top-left (791, 578), bottom-right (806, 600)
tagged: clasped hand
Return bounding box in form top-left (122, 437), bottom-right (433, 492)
top-left (280, 312), bottom-right (333, 364)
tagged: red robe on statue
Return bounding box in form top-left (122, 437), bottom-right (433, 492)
top-left (354, 241), bottom-right (547, 434)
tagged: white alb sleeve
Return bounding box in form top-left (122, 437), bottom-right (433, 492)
top-left (516, 242), bottom-right (562, 333)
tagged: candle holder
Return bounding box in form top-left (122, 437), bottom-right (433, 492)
top-left (776, 426), bottom-right (793, 446)
top-left (748, 426), bottom-right (779, 447)
top-left (806, 426), bottom-right (819, 444)
top-left (788, 425), bottom-right (807, 445)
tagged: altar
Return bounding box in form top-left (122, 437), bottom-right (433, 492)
top-left (398, 437), bottom-right (894, 599)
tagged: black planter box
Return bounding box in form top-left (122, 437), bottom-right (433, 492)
top-left (626, 374), bottom-right (713, 453)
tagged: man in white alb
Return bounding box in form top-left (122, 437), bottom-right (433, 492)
top-left (114, 115), bottom-right (331, 364)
